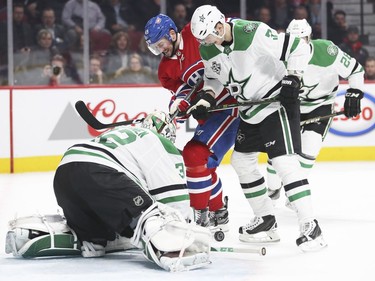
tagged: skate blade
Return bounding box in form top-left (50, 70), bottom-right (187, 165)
top-left (239, 230), bottom-right (280, 243)
top-left (298, 236), bottom-right (327, 252)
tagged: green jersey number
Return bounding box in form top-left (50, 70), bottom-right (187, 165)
top-left (340, 52), bottom-right (352, 68)
top-left (175, 163), bottom-right (185, 179)
top-left (94, 128), bottom-right (148, 149)
top-left (265, 29), bottom-right (278, 40)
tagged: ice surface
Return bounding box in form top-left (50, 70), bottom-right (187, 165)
top-left (1, 162), bottom-right (374, 281)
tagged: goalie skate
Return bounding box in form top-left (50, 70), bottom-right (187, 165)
top-left (296, 219), bottom-right (327, 252)
top-left (239, 215), bottom-right (280, 243)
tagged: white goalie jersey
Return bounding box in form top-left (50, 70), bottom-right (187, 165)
top-left (59, 126), bottom-right (190, 219)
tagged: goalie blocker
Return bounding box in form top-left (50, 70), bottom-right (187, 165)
top-left (5, 203), bottom-right (212, 272)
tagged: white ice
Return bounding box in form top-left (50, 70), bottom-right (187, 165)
top-left (1, 162), bottom-right (374, 281)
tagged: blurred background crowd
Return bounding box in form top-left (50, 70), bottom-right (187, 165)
top-left (0, 0), bottom-right (374, 86)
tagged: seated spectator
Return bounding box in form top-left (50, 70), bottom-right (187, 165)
top-left (364, 57), bottom-right (375, 81)
top-left (255, 6), bottom-right (277, 29)
top-left (170, 2), bottom-right (189, 31)
top-left (307, 0), bottom-right (321, 38)
top-left (34, 7), bottom-right (67, 51)
top-left (38, 54), bottom-right (76, 86)
top-left (109, 53), bottom-right (158, 84)
top-left (270, 0), bottom-right (294, 30)
top-left (137, 37), bottom-right (160, 74)
top-left (328, 10), bottom-right (347, 45)
top-left (0, 3), bottom-right (34, 69)
top-left (101, 0), bottom-right (130, 34)
top-left (339, 25), bottom-right (369, 66)
top-left (89, 54), bottom-right (107, 84)
top-left (105, 31), bottom-right (131, 80)
top-left (61, 0), bottom-right (109, 49)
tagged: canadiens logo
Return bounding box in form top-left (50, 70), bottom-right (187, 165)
top-left (211, 61), bottom-right (221, 74)
top-left (327, 45), bottom-right (338, 56)
top-left (243, 23), bottom-right (257, 33)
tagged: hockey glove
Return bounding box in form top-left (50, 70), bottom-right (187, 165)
top-left (344, 88), bottom-right (363, 118)
top-left (279, 75), bottom-right (301, 119)
top-left (187, 91), bottom-right (216, 120)
top-left (169, 95), bottom-right (191, 123)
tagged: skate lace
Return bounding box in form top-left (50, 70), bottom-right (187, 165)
top-left (243, 216), bottom-right (262, 231)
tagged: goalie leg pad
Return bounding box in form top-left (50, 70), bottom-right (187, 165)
top-left (131, 203), bottom-right (211, 272)
top-left (5, 214), bottom-right (81, 258)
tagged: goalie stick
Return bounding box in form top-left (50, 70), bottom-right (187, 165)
top-left (300, 111), bottom-right (345, 126)
top-left (75, 100), bottom-right (145, 130)
top-left (210, 246), bottom-right (266, 256)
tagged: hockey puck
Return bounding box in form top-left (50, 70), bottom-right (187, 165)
top-left (214, 231), bottom-right (225, 242)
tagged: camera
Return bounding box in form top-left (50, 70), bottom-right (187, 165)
top-left (52, 65), bottom-right (61, 75)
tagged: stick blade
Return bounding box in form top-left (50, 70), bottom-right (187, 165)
top-left (75, 100), bottom-right (106, 130)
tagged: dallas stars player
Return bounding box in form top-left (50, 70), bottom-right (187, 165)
top-left (267, 19), bottom-right (365, 205)
top-left (5, 111), bottom-right (211, 272)
top-left (188, 5), bottom-right (326, 251)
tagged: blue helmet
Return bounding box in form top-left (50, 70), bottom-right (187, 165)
top-left (144, 14), bottom-right (177, 55)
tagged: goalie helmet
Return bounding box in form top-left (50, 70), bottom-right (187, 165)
top-left (144, 14), bottom-right (178, 55)
top-left (190, 5), bottom-right (225, 45)
top-left (286, 19), bottom-right (312, 42)
top-left (141, 111), bottom-right (176, 143)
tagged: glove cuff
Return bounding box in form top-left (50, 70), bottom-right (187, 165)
top-left (281, 75), bottom-right (300, 89)
top-left (345, 88), bottom-right (364, 99)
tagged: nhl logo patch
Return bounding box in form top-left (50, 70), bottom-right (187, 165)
top-left (133, 196), bottom-right (144, 206)
top-left (327, 45), bottom-right (338, 56)
top-left (243, 23), bottom-right (257, 33)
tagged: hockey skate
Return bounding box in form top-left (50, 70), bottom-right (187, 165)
top-left (193, 208), bottom-right (210, 227)
top-left (239, 215), bottom-right (280, 243)
top-left (208, 196), bottom-right (229, 242)
top-left (296, 219), bottom-right (327, 252)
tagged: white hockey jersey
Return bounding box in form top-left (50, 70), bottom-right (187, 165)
top-left (58, 126), bottom-right (190, 218)
top-left (299, 39), bottom-right (364, 114)
top-left (200, 19), bottom-right (310, 124)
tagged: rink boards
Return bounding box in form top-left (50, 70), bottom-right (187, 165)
top-left (0, 83), bottom-right (375, 173)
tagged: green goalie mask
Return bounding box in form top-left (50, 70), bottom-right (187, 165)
top-left (141, 111), bottom-right (177, 143)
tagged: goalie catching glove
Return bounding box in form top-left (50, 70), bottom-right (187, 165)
top-left (131, 202), bottom-right (211, 272)
top-left (344, 88), bottom-right (363, 118)
top-left (187, 91), bottom-right (216, 120)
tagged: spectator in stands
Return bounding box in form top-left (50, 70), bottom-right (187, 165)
top-left (109, 53), bottom-right (158, 84)
top-left (171, 2), bottom-right (189, 31)
top-left (122, 0), bottom-right (161, 31)
top-left (89, 54), bottom-right (107, 84)
top-left (101, 0), bottom-right (130, 34)
top-left (293, 5), bottom-right (309, 21)
top-left (255, 6), bottom-right (277, 29)
top-left (0, 3), bottom-right (34, 62)
top-left (270, 0), bottom-right (293, 30)
top-left (23, 29), bottom-right (61, 85)
top-left (39, 54), bottom-right (75, 85)
top-left (307, 0), bottom-right (322, 38)
top-left (364, 57), bottom-right (375, 81)
top-left (105, 31), bottom-right (131, 81)
top-left (35, 7), bottom-right (67, 51)
top-left (137, 37), bottom-right (160, 74)
top-left (339, 25), bottom-right (369, 66)
top-left (328, 10), bottom-right (347, 45)
top-left (62, 0), bottom-right (109, 49)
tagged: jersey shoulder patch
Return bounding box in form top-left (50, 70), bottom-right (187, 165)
top-left (309, 39), bottom-right (338, 67)
top-left (233, 20), bottom-right (260, 51)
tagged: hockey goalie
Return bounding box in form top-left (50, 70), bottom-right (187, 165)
top-left (5, 111), bottom-right (212, 272)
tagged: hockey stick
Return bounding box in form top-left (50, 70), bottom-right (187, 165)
top-left (75, 100), bottom-right (145, 130)
top-left (210, 246), bottom-right (266, 256)
top-left (300, 111), bottom-right (345, 126)
top-left (207, 97), bottom-right (279, 112)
